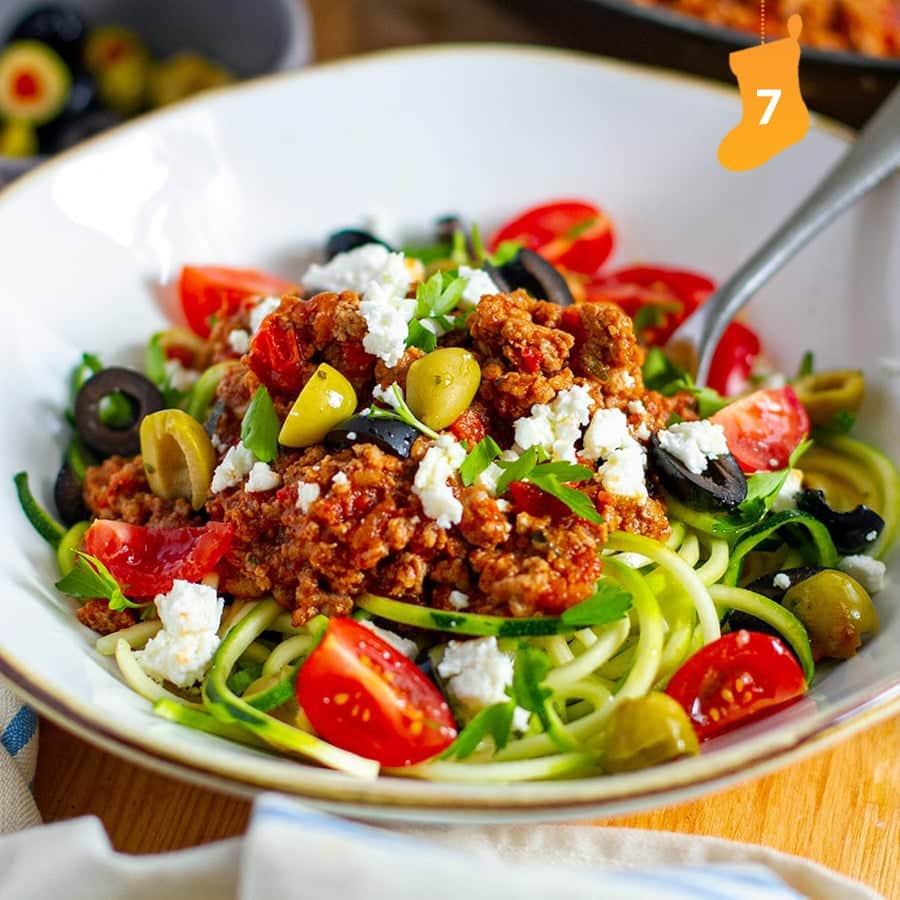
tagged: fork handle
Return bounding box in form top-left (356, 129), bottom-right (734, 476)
top-left (694, 83), bottom-right (900, 386)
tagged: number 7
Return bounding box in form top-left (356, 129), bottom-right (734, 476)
top-left (757, 89), bottom-right (782, 126)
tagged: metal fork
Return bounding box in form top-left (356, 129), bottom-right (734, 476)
top-left (667, 84), bottom-right (900, 387)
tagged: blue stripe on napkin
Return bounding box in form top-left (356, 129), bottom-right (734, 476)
top-left (1, 706), bottom-right (37, 758)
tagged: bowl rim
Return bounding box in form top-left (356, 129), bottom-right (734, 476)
top-left (0, 43), bottom-right (893, 822)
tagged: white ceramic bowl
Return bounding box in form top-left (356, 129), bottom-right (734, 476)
top-left (0, 47), bottom-right (897, 823)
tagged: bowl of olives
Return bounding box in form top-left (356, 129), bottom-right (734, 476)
top-left (0, 0), bottom-right (311, 184)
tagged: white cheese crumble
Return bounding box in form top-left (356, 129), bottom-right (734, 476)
top-left (245, 462), bottom-right (281, 493)
top-left (476, 450), bottom-right (518, 496)
top-left (513, 385), bottom-right (595, 463)
top-left (771, 469), bottom-right (804, 513)
top-left (838, 556), bottom-right (887, 594)
top-left (249, 296), bottom-right (282, 334)
top-left (866, 530), bottom-right (878, 543)
top-left (227, 329), bottom-right (250, 354)
top-left (295, 481), bottom-right (321, 513)
top-left (627, 400), bottom-right (651, 441)
top-left (360, 620), bottom-right (418, 659)
top-left (583, 407), bottom-right (648, 499)
top-left (302, 245), bottom-right (414, 368)
top-left (135, 581), bottom-right (223, 688)
top-left (332, 471), bottom-right (349, 487)
top-left (621, 372), bottom-right (636, 389)
top-left (657, 420), bottom-right (729, 475)
top-left (211, 442), bottom-right (256, 492)
top-left (372, 382), bottom-right (402, 411)
top-left (413, 434), bottom-right (466, 529)
top-left (164, 359), bottom-right (199, 392)
top-left (448, 590), bottom-right (470, 610)
top-left (773, 572), bottom-right (792, 591)
top-left (437, 637), bottom-right (529, 733)
top-left (458, 265), bottom-right (500, 308)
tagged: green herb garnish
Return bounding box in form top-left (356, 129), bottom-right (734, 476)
top-left (145, 333), bottom-right (187, 409)
top-left (559, 580), bottom-right (633, 628)
top-left (368, 383), bottom-right (440, 441)
top-left (406, 318), bottom-right (438, 353)
top-left (511, 645), bottom-right (576, 752)
top-left (55, 552), bottom-right (142, 612)
top-left (441, 702), bottom-right (516, 760)
top-left (796, 351), bottom-right (815, 379)
top-left (812, 410), bottom-right (856, 439)
top-left (460, 436), bottom-right (502, 487)
top-left (641, 348), bottom-right (729, 417)
top-left (241, 386), bottom-right (281, 463)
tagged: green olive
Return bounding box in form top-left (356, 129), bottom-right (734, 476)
top-left (794, 370), bottom-right (865, 426)
top-left (57, 521), bottom-right (90, 576)
top-left (147, 53), bottom-right (233, 109)
top-left (140, 409), bottom-right (216, 510)
top-left (604, 693), bottom-right (699, 773)
top-left (97, 55), bottom-right (149, 116)
top-left (782, 570), bottom-right (879, 660)
top-left (84, 26), bottom-right (148, 75)
top-left (406, 348), bottom-right (481, 431)
top-left (279, 363), bottom-right (357, 448)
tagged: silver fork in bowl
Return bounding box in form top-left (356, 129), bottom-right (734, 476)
top-left (667, 84), bottom-right (900, 387)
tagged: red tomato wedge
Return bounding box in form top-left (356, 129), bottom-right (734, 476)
top-left (705, 322), bottom-right (762, 398)
top-left (247, 312), bottom-right (306, 397)
top-left (489, 200), bottom-right (614, 276)
top-left (84, 520), bottom-right (234, 597)
top-left (711, 386), bottom-right (810, 473)
top-left (296, 618), bottom-right (457, 767)
top-left (179, 266), bottom-right (298, 337)
top-left (585, 265), bottom-right (715, 345)
top-left (508, 481), bottom-right (571, 520)
top-left (666, 630), bottom-right (806, 741)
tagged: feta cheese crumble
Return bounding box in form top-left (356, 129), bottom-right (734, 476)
top-left (227, 329), bottom-right (250, 354)
top-left (302, 245), bottom-right (415, 368)
top-left (249, 296), bottom-right (282, 334)
top-left (211, 442), bottom-right (256, 492)
top-left (164, 359), bottom-right (199, 392)
top-left (360, 620), bottom-right (418, 659)
top-left (866, 530), bottom-right (878, 543)
top-left (245, 462), bottom-right (281, 493)
top-left (437, 637), bottom-right (529, 733)
top-left (657, 420), bottom-right (729, 475)
top-left (372, 382), bottom-right (403, 411)
top-left (773, 572), bottom-right (792, 591)
top-left (135, 580), bottom-right (224, 688)
top-left (458, 265), bottom-right (500, 308)
top-left (448, 590), bottom-right (470, 610)
top-left (513, 385), bottom-right (594, 463)
top-left (838, 556), bottom-right (887, 594)
top-left (771, 469), bottom-right (804, 513)
top-left (295, 481), bottom-right (321, 513)
top-left (413, 434), bottom-right (466, 529)
top-left (627, 400), bottom-right (651, 441)
top-left (583, 407), bottom-right (648, 499)
top-left (332, 471), bottom-right (349, 487)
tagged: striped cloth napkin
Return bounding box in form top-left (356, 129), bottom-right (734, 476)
top-left (0, 688), bottom-right (40, 835)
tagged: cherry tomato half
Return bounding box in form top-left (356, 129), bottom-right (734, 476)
top-left (665, 630), bottom-right (806, 741)
top-left (84, 520), bottom-right (233, 597)
top-left (711, 386), bottom-right (810, 473)
top-left (246, 312), bottom-right (306, 397)
top-left (706, 322), bottom-right (762, 398)
top-left (179, 266), bottom-right (298, 337)
top-left (508, 481), bottom-right (571, 520)
top-left (296, 618), bottom-right (457, 767)
top-left (489, 200), bottom-right (614, 276)
top-left (585, 265), bottom-right (714, 345)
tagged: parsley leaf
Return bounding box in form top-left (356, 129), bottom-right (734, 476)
top-left (693, 386), bottom-right (730, 418)
top-left (526, 471), bottom-right (604, 524)
top-left (55, 552), bottom-right (142, 612)
top-left (406, 318), bottom-right (438, 353)
top-left (241, 386), bottom-right (280, 463)
top-left (368, 383), bottom-right (440, 441)
top-left (713, 438), bottom-right (812, 534)
top-left (560, 580), bottom-right (632, 627)
top-left (401, 242), bottom-right (452, 265)
top-left (494, 446), bottom-right (541, 495)
top-left (812, 410), bottom-right (856, 439)
top-left (633, 302), bottom-right (680, 335)
top-left (460, 436), bottom-right (502, 487)
top-left (796, 351), bottom-right (815, 379)
top-left (510, 645), bottom-right (576, 752)
top-left (641, 348), bottom-right (729, 417)
top-left (488, 240), bottom-right (523, 266)
top-left (440, 702), bottom-right (515, 760)
top-left (414, 271), bottom-right (468, 319)
top-left (145, 333), bottom-right (186, 408)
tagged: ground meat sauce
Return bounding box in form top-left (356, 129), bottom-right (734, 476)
top-left (82, 288), bottom-right (690, 627)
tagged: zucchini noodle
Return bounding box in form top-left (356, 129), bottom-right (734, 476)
top-left (95, 620), bottom-right (161, 655)
top-left (114, 639), bottom-right (204, 710)
top-left (544, 618), bottom-right (631, 689)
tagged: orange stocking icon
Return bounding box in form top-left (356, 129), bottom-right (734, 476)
top-left (718, 14), bottom-right (810, 172)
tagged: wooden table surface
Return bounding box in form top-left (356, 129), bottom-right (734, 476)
top-left (30, 3), bottom-right (900, 897)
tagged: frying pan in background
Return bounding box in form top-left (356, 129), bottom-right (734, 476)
top-left (508, 0), bottom-right (899, 127)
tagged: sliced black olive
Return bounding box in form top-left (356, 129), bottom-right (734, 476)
top-left (435, 214), bottom-right (464, 245)
top-left (54, 461), bottom-right (88, 526)
top-left (746, 566), bottom-right (821, 601)
top-left (649, 434), bottom-right (748, 511)
top-left (485, 248), bottom-right (574, 307)
top-left (324, 228), bottom-right (392, 261)
top-left (796, 489), bottom-right (884, 555)
top-left (75, 367), bottom-right (165, 457)
top-left (326, 414), bottom-right (419, 459)
top-left (8, 5), bottom-right (87, 66)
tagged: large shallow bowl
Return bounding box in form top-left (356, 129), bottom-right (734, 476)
top-left (0, 46), bottom-right (897, 823)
